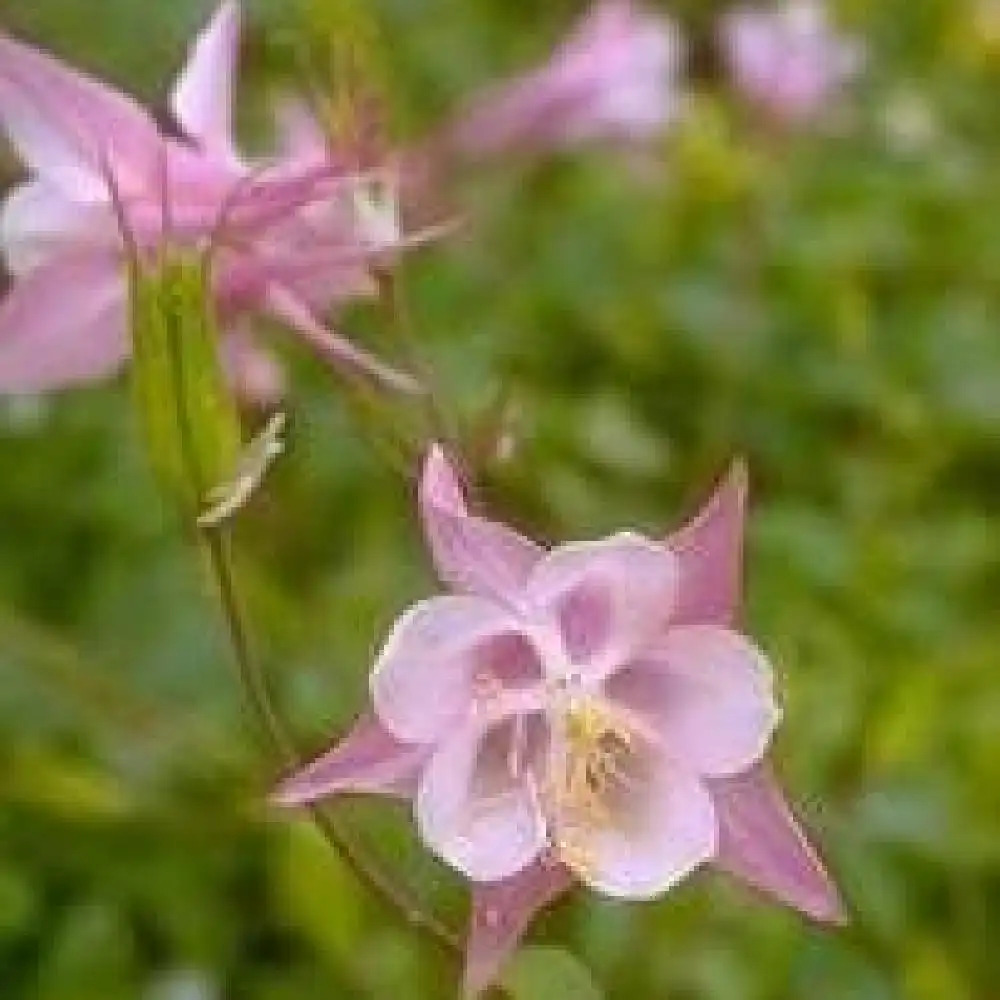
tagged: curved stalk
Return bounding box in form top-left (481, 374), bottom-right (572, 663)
top-left (151, 264), bottom-right (462, 963)
top-left (199, 524), bottom-right (461, 960)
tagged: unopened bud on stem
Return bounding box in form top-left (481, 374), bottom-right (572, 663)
top-left (129, 248), bottom-right (241, 518)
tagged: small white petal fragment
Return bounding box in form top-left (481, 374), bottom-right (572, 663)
top-left (197, 410), bottom-right (287, 528)
top-left (351, 170), bottom-right (402, 250)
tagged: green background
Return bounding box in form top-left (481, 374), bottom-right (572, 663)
top-left (0, 0), bottom-right (997, 997)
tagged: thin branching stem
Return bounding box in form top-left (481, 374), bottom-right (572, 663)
top-left (199, 523), bottom-right (461, 959)
top-left (150, 252), bottom-right (461, 961)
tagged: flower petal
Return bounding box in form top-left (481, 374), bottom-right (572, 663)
top-left (0, 254), bottom-right (127, 393)
top-left (262, 283), bottom-right (422, 395)
top-left (443, 0), bottom-right (683, 157)
top-left (416, 718), bottom-right (547, 883)
top-left (570, 755), bottom-right (716, 899)
top-left (526, 533), bottom-right (679, 676)
top-left (0, 29), bottom-right (163, 196)
top-left (0, 179), bottom-right (114, 276)
top-left (171, 0), bottom-right (241, 162)
top-left (720, 2), bottom-right (862, 123)
top-left (609, 625), bottom-right (779, 777)
top-left (274, 97), bottom-right (328, 160)
top-left (420, 445), bottom-right (545, 607)
top-left (221, 326), bottom-right (285, 407)
top-left (553, 0), bottom-right (684, 144)
top-left (371, 596), bottom-right (534, 745)
top-left (271, 711), bottom-right (429, 807)
top-left (707, 762), bottom-right (846, 923)
top-left (463, 855), bottom-right (575, 998)
top-left (664, 459), bottom-right (747, 628)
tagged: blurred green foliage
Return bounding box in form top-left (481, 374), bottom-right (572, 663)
top-left (0, 0), bottom-right (998, 997)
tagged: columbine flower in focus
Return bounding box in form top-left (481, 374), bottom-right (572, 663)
top-left (274, 446), bottom-right (845, 996)
top-left (441, 0), bottom-right (685, 160)
top-left (720, 1), bottom-right (863, 124)
top-left (0, 1), bottom-right (420, 398)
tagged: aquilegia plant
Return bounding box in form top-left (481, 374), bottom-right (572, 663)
top-left (0, 1), bottom-right (847, 996)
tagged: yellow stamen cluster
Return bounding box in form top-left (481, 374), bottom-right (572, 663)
top-left (547, 698), bottom-right (634, 877)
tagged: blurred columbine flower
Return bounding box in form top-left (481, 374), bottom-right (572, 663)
top-left (442, 0), bottom-right (685, 159)
top-left (0, 1), bottom-right (420, 398)
top-left (277, 1), bottom-right (687, 241)
top-left (720, 1), bottom-right (863, 124)
top-left (274, 446), bottom-right (845, 996)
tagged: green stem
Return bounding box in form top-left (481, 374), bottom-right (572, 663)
top-left (202, 530), bottom-right (290, 758)
top-left (199, 525), bottom-right (460, 958)
top-left (158, 263), bottom-right (463, 969)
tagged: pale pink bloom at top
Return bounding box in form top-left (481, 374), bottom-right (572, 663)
top-left (439, 0), bottom-right (685, 160)
top-left (264, 2), bottom-right (688, 304)
top-left (0, 1), bottom-right (420, 398)
top-left (721, 1), bottom-right (863, 123)
top-left (273, 3), bottom-right (687, 251)
top-left (274, 447), bottom-right (845, 996)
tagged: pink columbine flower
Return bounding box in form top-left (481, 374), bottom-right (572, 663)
top-left (721, 1), bottom-right (863, 124)
top-left (274, 446), bottom-right (845, 996)
top-left (274, 2), bottom-right (686, 241)
top-left (441, 0), bottom-right (685, 159)
top-left (0, 1), bottom-right (419, 397)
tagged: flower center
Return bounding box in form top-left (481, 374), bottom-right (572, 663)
top-left (545, 695), bottom-right (635, 877)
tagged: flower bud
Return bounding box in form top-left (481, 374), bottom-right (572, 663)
top-left (128, 248), bottom-right (241, 517)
